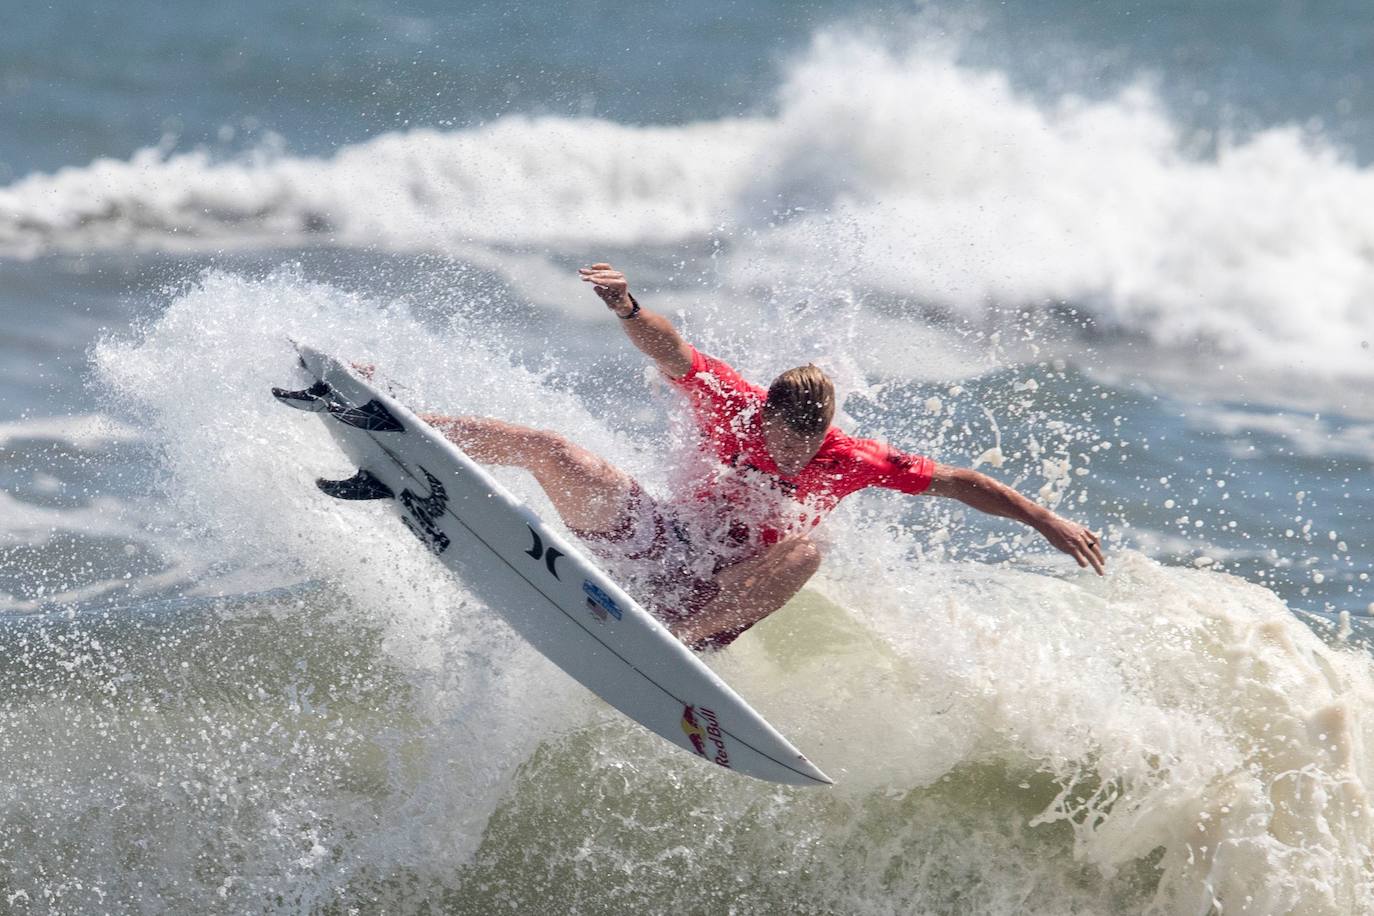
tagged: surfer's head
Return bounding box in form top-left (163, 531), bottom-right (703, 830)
top-left (762, 365), bottom-right (834, 475)
top-left (765, 364), bottom-right (835, 435)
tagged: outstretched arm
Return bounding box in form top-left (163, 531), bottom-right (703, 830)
top-left (579, 263), bottom-right (693, 378)
top-left (926, 464), bottom-right (1106, 575)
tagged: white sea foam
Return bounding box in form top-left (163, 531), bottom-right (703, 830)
top-left (22, 271), bottom-right (1356, 911)
top-left (5, 28), bottom-right (1374, 380)
top-left (708, 548), bottom-right (1374, 915)
top-left (83, 270), bottom-right (636, 905)
top-left (0, 116), bottom-right (766, 255)
top-left (731, 32), bottom-right (1374, 381)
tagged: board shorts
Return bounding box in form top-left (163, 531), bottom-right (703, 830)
top-left (569, 483), bottom-right (755, 652)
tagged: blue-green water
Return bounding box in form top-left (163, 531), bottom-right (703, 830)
top-left (2, 2), bottom-right (1373, 912)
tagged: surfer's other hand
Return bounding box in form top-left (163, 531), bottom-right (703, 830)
top-left (579, 263), bottom-right (634, 316)
top-left (1037, 515), bottom-right (1106, 575)
top-left (351, 362), bottom-right (376, 380)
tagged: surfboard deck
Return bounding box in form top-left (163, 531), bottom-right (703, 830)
top-left (272, 344), bottom-right (831, 787)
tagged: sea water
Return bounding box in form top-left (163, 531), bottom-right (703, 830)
top-left (2, 2), bottom-right (1373, 913)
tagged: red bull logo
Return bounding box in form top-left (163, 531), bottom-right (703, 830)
top-left (681, 705), bottom-right (707, 755)
top-left (680, 705), bottom-right (731, 768)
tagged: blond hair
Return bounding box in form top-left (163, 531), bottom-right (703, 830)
top-left (764, 365), bottom-right (835, 435)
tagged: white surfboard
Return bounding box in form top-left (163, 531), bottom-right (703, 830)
top-left (273, 344), bottom-right (831, 787)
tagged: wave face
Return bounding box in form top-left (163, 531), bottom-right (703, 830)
top-left (0, 272), bottom-right (1351, 911)
top-left (5, 8), bottom-right (1374, 911)
top-left (5, 29), bottom-right (1374, 377)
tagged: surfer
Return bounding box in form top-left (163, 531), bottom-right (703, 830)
top-left (423, 263), bottom-right (1105, 651)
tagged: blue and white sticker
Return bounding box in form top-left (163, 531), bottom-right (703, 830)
top-left (583, 580), bottom-right (623, 622)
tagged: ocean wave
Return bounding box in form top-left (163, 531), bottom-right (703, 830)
top-left (10, 271), bottom-right (1348, 911)
top-left (0, 116), bottom-right (767, 256)
top-left (731, 32), bottom-right (1374, 379)
top-left (4, 26), bottom-right (1374, 377)
top-left (5, 551), bottom-right (1372, 912)
top-left (0, 413), bottom-right (142, 449)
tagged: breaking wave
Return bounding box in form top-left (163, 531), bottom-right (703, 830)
top-left (4, 29), bottom-right (1374, 376)
top-left (0, 271), bottom-right (1358, 911)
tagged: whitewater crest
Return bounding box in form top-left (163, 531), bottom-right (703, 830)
top-left (6, 273), bottom-right (1348, 912)
top-left (4, 29), bottom-right (1374, 375)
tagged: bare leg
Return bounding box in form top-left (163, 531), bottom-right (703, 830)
top-left (421, 414), bottom-right (634, 534)
top-left (669, 537), bottom-right (822, 648)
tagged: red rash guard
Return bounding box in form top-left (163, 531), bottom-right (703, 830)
top-left (669, 346), bottom-right (934, 545)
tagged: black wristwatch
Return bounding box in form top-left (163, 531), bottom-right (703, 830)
top-left (618, 294), bottom-right (641, 320)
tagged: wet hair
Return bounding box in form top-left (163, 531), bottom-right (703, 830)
top-left (764, 364), bottom-right (835, 435)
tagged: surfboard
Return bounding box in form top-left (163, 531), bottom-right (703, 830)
top-left (272, 344), bottom-right (831, 787)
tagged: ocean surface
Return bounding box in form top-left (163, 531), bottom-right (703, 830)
top-left (3, 1), bottom-right (1374, 912)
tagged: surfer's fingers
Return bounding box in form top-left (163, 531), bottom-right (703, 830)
top-left (1082, 531), bottom-right (1106, 574)
top-left (580, 265), bottom-right (621, 280)
top-left (1078, 542), bottom-right (1104, 575)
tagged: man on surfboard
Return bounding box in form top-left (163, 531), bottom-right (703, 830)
top-left (423, 263), bottom-right (1105, 651)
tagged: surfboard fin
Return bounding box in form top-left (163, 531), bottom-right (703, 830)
top-left (272, 381), bottom-right (332, 412)
top-left (326, 399), bottom-right (405, 432)
top-left (316, 469), bottom-right (394, 501)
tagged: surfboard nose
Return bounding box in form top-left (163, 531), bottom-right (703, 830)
top-left (792, 756), bottom-right (834, 786)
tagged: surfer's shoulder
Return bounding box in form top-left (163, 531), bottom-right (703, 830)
top-left (819, 433), bottom-right (934, 492)
top-left (672, 348), bottom-right (764, 402)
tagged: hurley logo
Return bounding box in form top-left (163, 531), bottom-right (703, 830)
top-left (524, 527), bottom-right (565, 579)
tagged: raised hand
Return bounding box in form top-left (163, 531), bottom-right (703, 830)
top-left (579, 263), bottom-right (634, 317)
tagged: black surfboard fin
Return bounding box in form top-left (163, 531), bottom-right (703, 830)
top-left (326, 399), bottom-right (404, 432)
top-left (272, 380), bottom-right (332, 412)
top-left (316, 469), bottom-right (395, 501)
